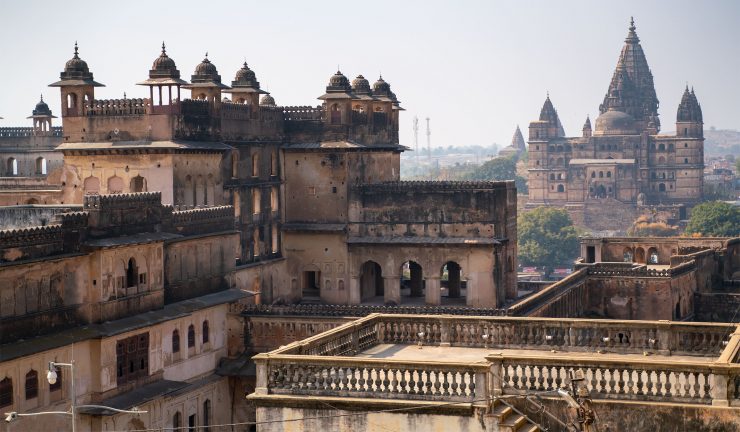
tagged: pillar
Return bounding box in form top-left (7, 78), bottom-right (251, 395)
top-left (349, 276), bottom-right (361, 305)
top-left (448, 262), bottom-right (461, 298)
top-left (425, 276), bottom-right (441, 305)
top-left (410, 262), bottom-right (423, 297)
top-left (383, 276), bottom-right (400, 305)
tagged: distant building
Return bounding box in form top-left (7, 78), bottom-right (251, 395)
top-left (497, 125), bottom-right (526, 158)
top-left (526, 18), bottom-right (704, 229)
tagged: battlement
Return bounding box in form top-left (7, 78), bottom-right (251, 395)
top-left (180, 99), bottom-right (211, 117)
top-left (221, 102), bottom-right (252, 120)
top-left (83, 191), bottom-right (161, 210)
top-left (0, 126), bottom-right (63, 138)
top-left (358, 180), bottom-right (513, 193)
top-left (0, 224), bottom-right (64, 262)
top-left (172, 205), bottom-right (233, 225)
top-left (85, 98), bottom-right (149, 116)
top-left (283, 106), bottom-right (323, 121)
top-left (55, 211), bottom-right (89, 229)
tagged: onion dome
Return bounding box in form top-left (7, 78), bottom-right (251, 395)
top-left (137, 42), bottom-right (188, 86)
top-left (260, 94), bottom-right (276, 106)
top-left (186, 53), bottom-right (229, 89)
top-left (27, 95), bottom-right (57, 119)
top-left (49, 42), bottom-right (104, 87)
top-left (594, 109), bottom-right (637, 136)
top-left (351, 75), bottom-right (371, 94)
top-left (677, 85), bottom-right (703, 123)
top-left (228, 62), bottom-right (266, 94)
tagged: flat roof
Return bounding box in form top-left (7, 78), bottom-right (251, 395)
top-left (569, 158), bottom-right (635, 165)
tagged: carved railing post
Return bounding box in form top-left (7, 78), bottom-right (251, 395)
top-left (710, 369), bottom-right (730, 406)
top-left (254, 355), bottom-right (269, 395)
top-left (440, 317), bottom-right (451, 347)
top-left (487, 353), bottom-right (504, 397)
top-left (658, 320), bottom-right (672, 354)
top-left (351, 324), bottom-right (360, 354)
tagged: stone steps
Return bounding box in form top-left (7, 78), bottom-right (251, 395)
top-left (491, 400), bottom-right (541, 432)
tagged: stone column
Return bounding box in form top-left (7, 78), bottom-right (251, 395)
top-left (425, 276), bottom-right (441, 305)
top-left (410, 262), bottom-right (423, 297)
top-left (349, 276), bottom-right (361, 304)
top-left (383, 276), bottom-right (400, 305)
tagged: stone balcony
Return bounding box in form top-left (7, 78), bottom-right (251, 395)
top-left (250, 314), bottom-right (740, 413)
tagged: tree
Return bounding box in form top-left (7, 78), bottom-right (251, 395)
top-left (627, 215), bottom-right (679, 237)
top-left (465, 155), bottom-right (517, 181)
top-left (518, 207), bottom-right (580, 276)
top-left (685, 201), bottom-right (740, 237)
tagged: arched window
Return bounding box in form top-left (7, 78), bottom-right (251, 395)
top-left (126, 258), bottom-right (137, 288)
top-left (130, 175), bottom-right (146, 193)
top-left (599, 171), bottom-right (604, 178)
top-left (623, 248), bottom-right (633, 262)
top-left (7, 158), bottom-right (17, 176)
top-left (252, 152), bottom-right (259, 177)
top-left (67, 93), bottom-right (77, 109)
top-left (83, 176), bottom-right (100, 195)
top-left (591, 172), bottom-right (596, 178)
top-left (684, 158), bottom-right (689, 164)
top-left (35, 157), bottom-right (47, 175)
top-left (173, 411), bottom-right (182, 431)
top-left (557, 173), bottom-right (562, 180)
top-left (606, 171), bottom-right (612, 178)
top-left (658, 156), bottom-right (666, 164)
top-left (557, 184), bottom-right (565, 192)
top-left (187, 324), bottom-right (195, 348)
top-left (648, 248), bottom-right (659, 264)
top-left (203, 399), bottom-right (211, 428)
top-left (330, 103), bottom-right (341, 124)
top-left (658, 143), bottom-right (665, 151)
top-left (25, 370), bottom-right (38, 400)
top-left (107, 176), bottom-right (124, 194)
top-left (202, 321), bottom-right (209, 344)
top-left (172, 329), bottom-right (180, 353)
top-left (0, 377), bottom-right (12, 408)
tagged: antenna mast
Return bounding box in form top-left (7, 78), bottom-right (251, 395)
top-left (425, 117), bottom-right (431, 161)
top-left (413, 116), bottom-right (419, 162)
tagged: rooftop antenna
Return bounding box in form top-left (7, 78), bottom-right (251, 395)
top-left (413, 116), bottom-right (419, 162)
top-left (426, 117), bottom-right (431, 162)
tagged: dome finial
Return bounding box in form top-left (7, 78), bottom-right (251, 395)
top-left (205, 51), bottom-right (209, 58)
top-left (73, 41), bottom-right (79, 58)
top-left (40, 94), bottom-right (44, 102)
top-left (630, 16), bottom-right (635, 31)
top-left (161, 41), bottom-right (166, 53)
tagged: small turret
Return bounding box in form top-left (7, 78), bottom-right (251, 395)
top-left (27, 94), bottom-right (57, 135)
top-left (529, 93), bottom-right (564, 140)
top-left (49, 42), bottom-right (105, 118)
top-left (582, 115), bottom-right (592, 138)
top-left (183, 53), bottom-right (230, 109)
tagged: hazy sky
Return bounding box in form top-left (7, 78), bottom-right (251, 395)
top-left (1, 0), bottom-right (739, 151)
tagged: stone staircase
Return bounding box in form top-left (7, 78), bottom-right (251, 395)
top-left (490, 399), bottom-right (541, 432)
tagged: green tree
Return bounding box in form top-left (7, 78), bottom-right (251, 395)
top-left (685, 201), bottom-right (740, 237)
top-left (518, 207), bottom-right (580, 276)
top-left (465, 155), bottom-right (517, 181)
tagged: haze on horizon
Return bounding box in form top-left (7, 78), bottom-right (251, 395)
top-left (1, 0), bottom-right (739, 152)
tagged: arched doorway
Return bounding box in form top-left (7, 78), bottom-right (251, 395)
top-left (130, 175), bottom-right (146, 192)
top-left (83, 176), bottom-right (100, 195)
top-left (400, 261), bottom-right (424, 302)
top-left (126, 258), bottom-right (137, 288)
top-left (623, 247), bottom-right (633, 262)
top-left (107, 176), bottom-right (124, 194)
top-left (635, 247), bottom-right (645, 264)
top-left (647, 247), bottom-right (659, 264)
top-left (360, 261), bottom-right (383, 302)
top-left (441, 261), bottom-right (466, 304)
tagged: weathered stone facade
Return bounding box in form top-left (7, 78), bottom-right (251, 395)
top-left (526, 19), bottom-right (705, 230)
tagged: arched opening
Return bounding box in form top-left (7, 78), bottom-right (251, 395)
top-left (591, 171), bottom-right (596, 178)
top-left (84, 176), bottom-right (100, 195)
top-left (594, 184), bottom-right (606, 198)
top-left (195, 175), bottom-right (205, 205)
top-left (557, 184), bottom-right (565, 192)
top-left (0, 377), bottom-right (12, 408)
top-left (126, 258), bottom-right (137, 288)
top-left (648, 247), bottom-right (659, 264)
top-left (187, 324), bottom-right (195, 348)
top-left (302, 265), bottom-right (321, 298)
top-left (172, 411), bottom-right (182, 431)
top-left (635, 247), bottom-right (646, 264)
top-left (202, 321), bottom-right (209, 344)
top-left (252, 152), bottom-right (260, 177)
top-left (172, 329), bottom-right (180, 353)
top-left (206, 174), bottom-right (215, 205)
top-left (7, 158), bottom-right (17, 176)
top-left (659, 183), bottom-right (666, 192)
top-left (675, 300), bottom-right (681, 320)
top-left (360, 261), bottom-right (383, 301)
top-left (606, 171), bottom-right (612, 178)
top-left (549, 173), bottom-right (555, 180)
top-left (658, 143), bottom-right (665, 151)
top-left (130, 175), bottom-right (146, 193)
top-left (108, 176), bottom-right (124, 194)
top-left (441, 261), bottom-right (466, 303)
top-left (599, 171), bottom-right (604, 178)
top-left (400, 261), bottom-right (424, 301)
top-left (623, 248), bottom-right (633, 262)
top-left (203, 399), bottom-right (211, 428)
top-left (330, 103), bottom-right (341, 124)
top-left (35, 157), bottom-right (47, 175)
top-left (25, 370), bottom-right (38, 400)
top-left (67, 93), bottom-right (77, 110)
top-left (658, 156), bottom-right (666, 164)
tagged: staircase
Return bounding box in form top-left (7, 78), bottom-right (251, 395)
top-left (490, 399), bottom-right (541, 432)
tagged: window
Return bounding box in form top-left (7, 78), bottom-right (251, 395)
top-left (188, 324), bottom-right (195, 348)
top-left (270, 186), bottom-right (278, 211)
top-left (202, 321), bottom-right (209, 344)
top-left (599, 171), bottom-right (604, 178)
top-left (252, 188), bottom-right (261, 214)
top-left (684, 158), bottom-right (689, 164)
top-left (116, 333), bottom-right (149, 385)
top-left (251, 153), bottom-right (259, 177)
top-left (172, 329), bottom-right (180, 353)
top-left (173, 411), bottom-right (182, 432)
top-left (606, 172), bottom-right (611, 178)
top-left (549, 174), bottom-right (555, 180)
top-left (126, 258), bottom-right (137, 288)
top-left (7, 158), bottom-right (17, 176)
top-left (0, 378), bottom-right (12, 408)
top-left (188, 414), bottom-right (196, 431)
top-left (557, 184), bottom-right (565, 192)
top-left (49, 367), bottom-right (62, 392)
top-left (591, 172), bottom-right (595, 178)
top-left (36, 157), bottom-right (47, 175)
top-left (270, 151), bottom-right (278, 176)
top-left (25, 370), bottom-right (38, 400)
top-left (203, 399), bottom-right (211, 429)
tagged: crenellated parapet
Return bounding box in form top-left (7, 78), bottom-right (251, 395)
top-left (357, 180), bottom-right (512, 193)
top-left (170, 205), bottom-right (235, 234)
top-left (0, 224), bottom-right (65, 262)
top-left (84, 191), bottom-right (161, 210)
top-left (84, 192), bottom-right (164, 237)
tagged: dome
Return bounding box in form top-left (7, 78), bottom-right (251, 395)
top-left (190, 53), bottom-right (223, 84)
top-left (50, 42), bottom-right (104, 87)
top-left (32, 95), bottom-right (52, 116)
top-left (260, 94), bottom-right (276, 106)
top-left (326, 70), bottom-right (350, 92)
top-left (593, 109), bottom-right (637, 136)
top-left (149, 42), bottom-right (181, 79)
top-left (351, 75), bottom-right (371, 94)
top-left (64, 44), bottom-right (90, 75)
top-left (235, 62), bottom-right (256, 82)
top-left (372, 76), bottom-right (391, 96)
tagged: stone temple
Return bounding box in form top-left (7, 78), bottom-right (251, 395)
top-left (526, 18), bottom-right (704, 229)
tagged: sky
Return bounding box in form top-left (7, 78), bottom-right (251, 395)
top-left (1, 0), bottom-right (739, 151)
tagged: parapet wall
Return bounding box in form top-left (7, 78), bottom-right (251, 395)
top-left (171, 205), bottom-right (235, 235)
top-left (0, 224), bottom-right (64, 262)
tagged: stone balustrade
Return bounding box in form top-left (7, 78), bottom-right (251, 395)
top-left (252, 314), bottom-right (740, 408)
top-left (85, 98), bottom-right (149, 116)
